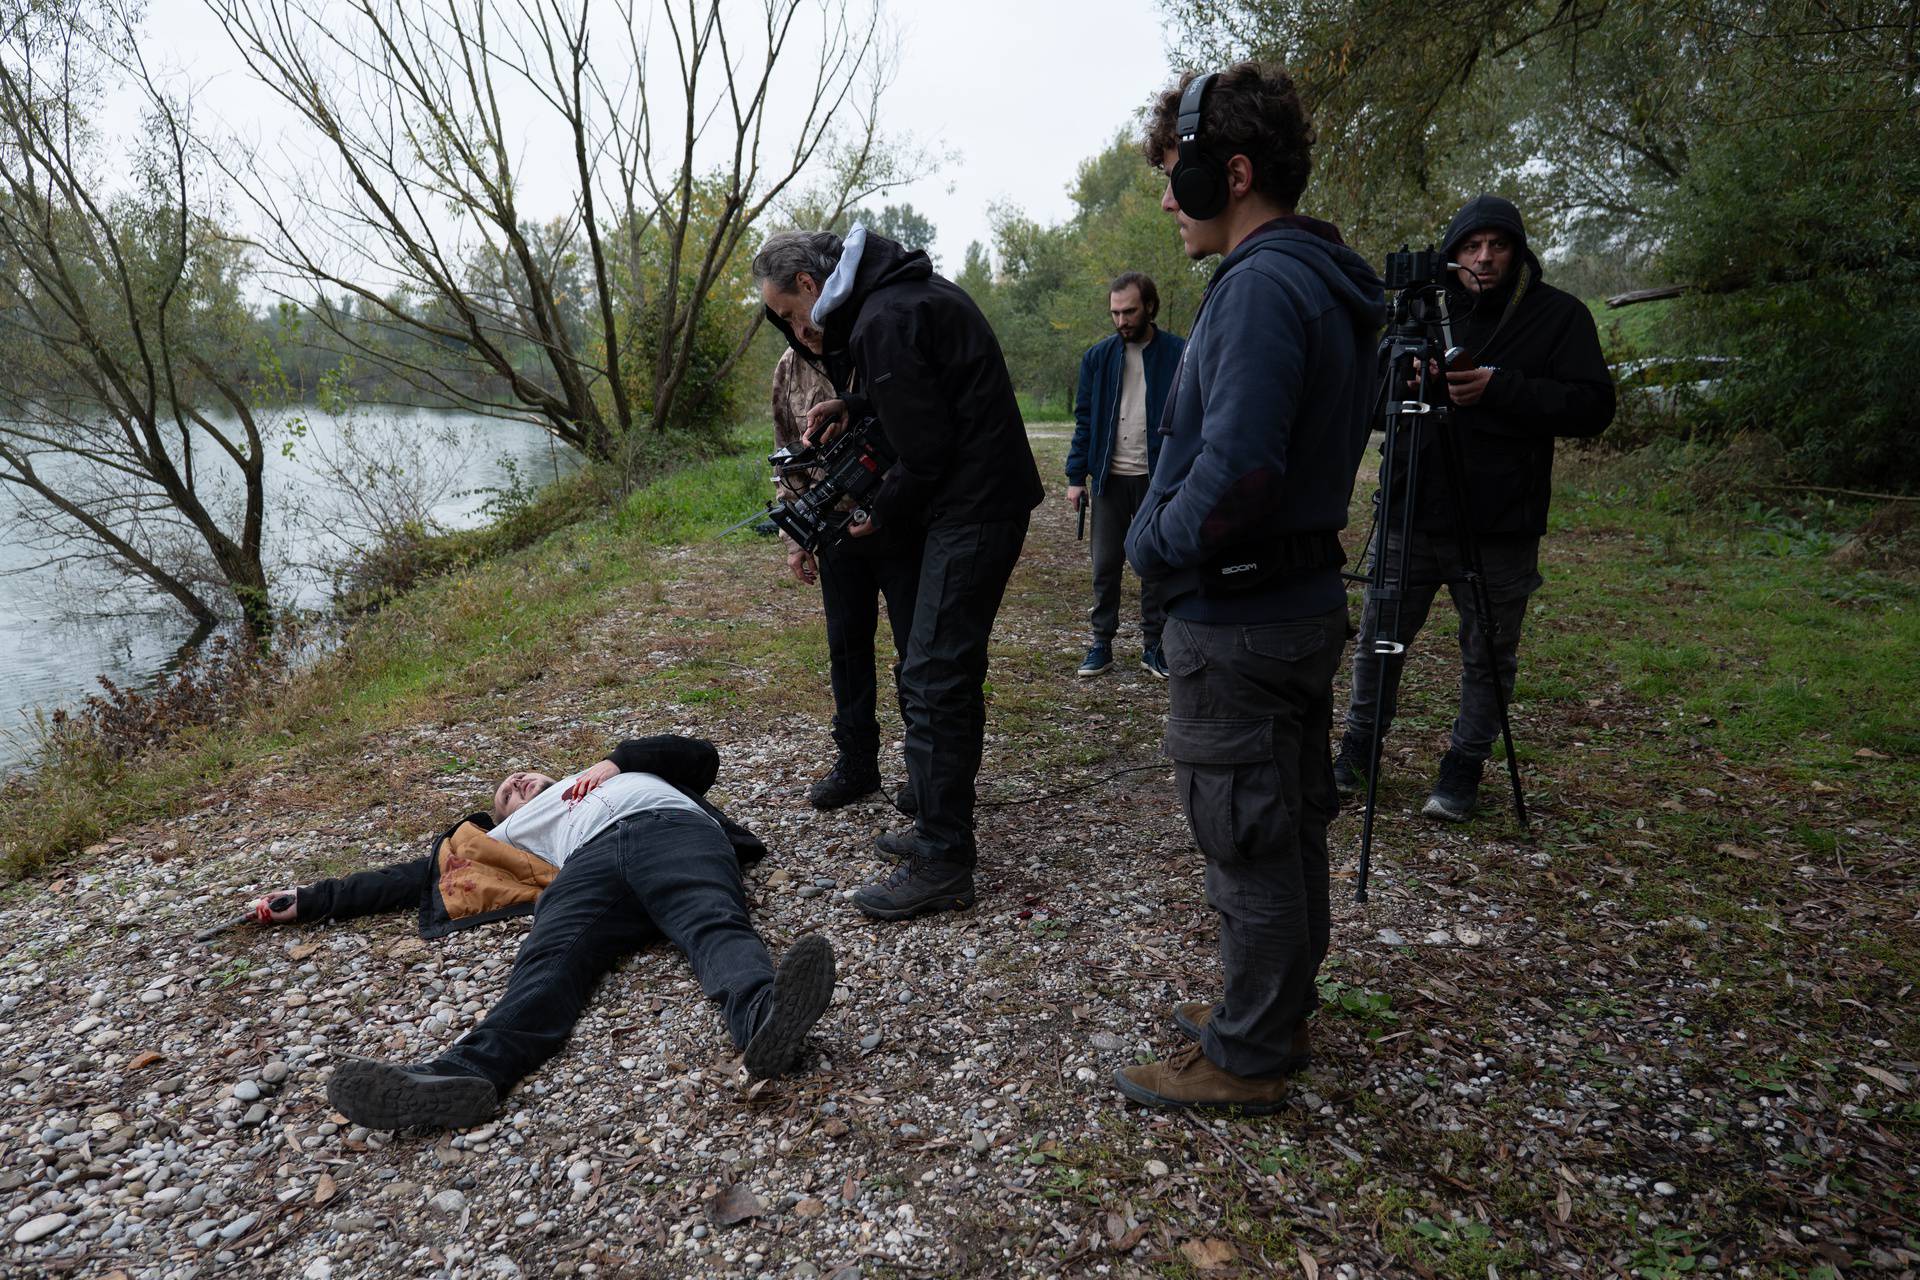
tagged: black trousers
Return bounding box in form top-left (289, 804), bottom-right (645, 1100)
top-left (1162, 606), bottom-right (1347, 1078)
top-left (898, 514), bottom-right (1030, 868)
top-left (816, 537), bottom-right (922, 764)
top-left (1088, 472), bottom-right (1164, 650)
top-left (435, 808), bottom-right (774, 1090)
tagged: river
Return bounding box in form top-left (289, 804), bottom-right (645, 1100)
top-left (0, 406), bottom-right (579, 773)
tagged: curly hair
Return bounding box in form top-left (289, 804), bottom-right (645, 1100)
top-left (1143, 62), bottom-right (1316, 209)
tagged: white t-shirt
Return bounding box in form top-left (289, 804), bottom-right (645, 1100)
top-left (1109, 340), bottom-right (1150, 477)
top-left (489, 770), bottom-right (713, 869)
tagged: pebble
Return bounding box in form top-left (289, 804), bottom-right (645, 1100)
top-left (13, 1212), bottom-right (68, 1244)
top-left (568, 1160), bottom-right (591, 1182)
top-left (1424, 929), bottom-right (1453, 944)
top-left (1376, 928), bottom-right (1408, 946)
top-left (219, 1212), bottom-right (259, 1241)
top-left (430, 1189), bottom-right (467, 1215)
top-left (1655, 1181), bottom-right (1679, 1196)
top-left (262, 1060), bottom-right (290, 1085)
top-left (1091, 1031), bottom-right (1126, 1051)
top-left (235, 1080), bottom-right (262, 1102)
top-left (304, 1257), bottom-right (334, 1280)
top-left (242, 1104), bottom-right (269, 1126)
top-left (859, 1033), bottom-right (882, 1051)
top-left (895, 989), bottom-right (912, 1004)
top-left (797, 886), bottom-right (824, 899)
top-left (969, 1132), bottom-right (990, 1154)
top-left (1145, 1160), bottom-right (1170, 1178)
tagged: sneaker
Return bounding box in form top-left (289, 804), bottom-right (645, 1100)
top-left (1112, 1040), bottom-right (1302, 1113)
top-left (851, 858), bottom-right (975, 921)
top-left (807, 758), bottom-right (881, 810)
top-left (1076, 643), bottom-right (1113, 678)
top-left (873, 828), bottom-right (919, 863)
top-left (743, 934), bottom-right (837, 1078)
top-left (1331, 733), bottom-right (1372, 796)
top-left (326, 1059), bottom-right (497, 1131)
top-left (1421, 748), bottom-right (1483, 822)
top-left (1140, 646), bottom-right (1169, 680)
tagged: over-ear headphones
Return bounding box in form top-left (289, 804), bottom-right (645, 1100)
top-left (1169, 72), bottom-right (1227, 220)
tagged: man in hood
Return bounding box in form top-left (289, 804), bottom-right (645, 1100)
top-left (1334, 194), bottom-right (1614, 821)
top-left (1115, 62), bottom-right (1386, 1112)
top-left (754, 226), bottom-right (1044, 922)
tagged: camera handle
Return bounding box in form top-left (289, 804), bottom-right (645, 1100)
top-left (1349, 295), bottom-right (1529, 904)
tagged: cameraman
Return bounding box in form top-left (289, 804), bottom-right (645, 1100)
top-left (769, 345), bottom-right (921, 812)
top-left (1065, 272), bottom-right (1184, 680)
top-left (1116, 64), bottom-right (1384, 1112)
top-left (754, 227), bottom-right (1044, 922)
top-left (1334, 195), bottom-right (1614, 821)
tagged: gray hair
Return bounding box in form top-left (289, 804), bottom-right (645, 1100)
top-left (752, 231), bottom-right (843, 293)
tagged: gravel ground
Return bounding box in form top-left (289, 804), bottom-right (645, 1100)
top-left (2, 440), bottom-right (1914, 1279)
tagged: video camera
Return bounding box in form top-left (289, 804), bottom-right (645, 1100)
top-left (1382, 246), bottom-right (1451, 292)
top-left (762, 416), bottom-right (893, 553)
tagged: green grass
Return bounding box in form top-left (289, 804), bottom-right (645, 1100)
top-left (1587, 296), bottom-right (1677, 363)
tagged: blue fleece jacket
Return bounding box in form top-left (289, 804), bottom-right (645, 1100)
top-left (1125, 220), bottom-right (1385, 623)
top-left (1065, 327), bottom-right (1185, 495)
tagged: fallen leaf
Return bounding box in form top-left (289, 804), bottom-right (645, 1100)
top-left (1716, 843), bottom-right (1761, 861)
top-left (840, 1175), bottom-right (858, 1203)
top-left (820, 1117), bottom-right (849, 1138)
top-left (313, 1172), bottom-right (337, 1205)
top-left (1555, 1184), bottom-right (1572, 1222)
top-left (1855, 748), bottom-right (1889, 759)
top-left (1297, 1244), bottom-right (1321, 1279)
top-left (794, 1197), bottom-right (825, 1218)
top-left (126, 1050), bottom-right (165, 1071)
top-left (288, 942), bottom-right (321, 960)
top-left (1111, 1225), bottom-right (1149, 1252)
top-left (1179, 1238), bottom-right (1238, 1270)
top-left (706, 1185), bottom-right (765, 1226)
top-left (1861, 1065), bottom-right (1909, 1093)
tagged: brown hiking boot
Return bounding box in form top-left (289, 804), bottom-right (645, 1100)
top-left (1114, 1042), bottom-right (1299, 1113)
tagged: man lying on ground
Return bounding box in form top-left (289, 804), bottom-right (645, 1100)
top-left (236, 735), bottom-right (835, 1131)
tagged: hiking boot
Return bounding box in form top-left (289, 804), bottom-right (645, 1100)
top-left (1140, 645), bottom-right (1170, 680)
top-left (1171, 1004), bottom-right (1312, 1070)
top-left (851, 858), bottom-right (975, 921)
top-left (326, 1058), bottom-right (497, 1131)
top-left (807, 758), bottom-right (881, 810)
top-left (1331, 733), bottom-right (1372, 796)
top-left (874, 828), bottom-right (919, 863)
top-left (1422, 748), bottom-right (1483, 822)
top-left (1076, 643), bottom-right (1113, 678)
top-left (1113, 1041), bottom-right (1300, 1113)
top-left (744, 934), bottom-right (837, 1078)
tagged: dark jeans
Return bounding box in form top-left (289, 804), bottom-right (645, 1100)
top-left (898, 514), bottom-right (1029, 868)
top-left (1344, 531), bottom-right (1542, 763)
top-left (817, 537), bottom-right (922, 763)
top-left (1163, 606), bottom-right (1347, 1078)
top-left (434, 807), bottom-right (773, 1091)
top-left (1088, 472), bottom-right (1163, 650)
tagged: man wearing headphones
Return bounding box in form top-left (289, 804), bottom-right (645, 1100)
top-left (1117, 64), bottom-right (1384, 1111)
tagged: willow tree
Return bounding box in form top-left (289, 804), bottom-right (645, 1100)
top-left (211, 0), bottom-right (924, 459)
top-left (0, 0), bottom-right (279, 638)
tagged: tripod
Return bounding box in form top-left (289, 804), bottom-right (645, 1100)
top-left (1349, 275), bottom-right (1528, 903)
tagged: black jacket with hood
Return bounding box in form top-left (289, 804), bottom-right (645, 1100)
top-left (766, 233), bottom-right (1044, 529)
top-left (1384, 195), bottom-right (1615, 536)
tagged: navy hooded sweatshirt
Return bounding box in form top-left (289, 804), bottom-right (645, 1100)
top-left (1125, 219), bottom-right (1386, 623)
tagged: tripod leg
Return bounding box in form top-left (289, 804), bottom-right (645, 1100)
top-left (1434, 424), bottom-right (1529, 829)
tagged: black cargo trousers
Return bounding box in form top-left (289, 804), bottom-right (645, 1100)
top-left (896, 514), bottom-right (1030, 868)
top-left (1161, 605), bottom-right (1348, 1078)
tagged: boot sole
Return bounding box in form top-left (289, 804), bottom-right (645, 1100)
top-left (1076, 663), bottom-right (1112, 678)
top-left (1111, 1066), bottom-right (1291, 1115)
top-left (326, 1059), bottom-right (496, 1131)
top-left (743, 934), bottom-right (837, 1078)
top-left (1140, 661), bottom-right (1168, 680)
top-left (1420, 795), bottom-right (1476, 822)
top-left (852, 885), bottom-right (976, 921)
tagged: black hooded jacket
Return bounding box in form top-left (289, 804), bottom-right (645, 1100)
top-left (766, 233), bottom-right (1044, 529)
top-left (1383, 195), bottom-right (1615, 536)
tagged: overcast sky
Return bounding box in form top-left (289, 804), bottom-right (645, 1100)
top-left (138, 0), bottom-right (1179, 271)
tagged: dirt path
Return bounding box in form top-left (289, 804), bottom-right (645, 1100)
top-left (1, 435), bottom-right (1913, 1279)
